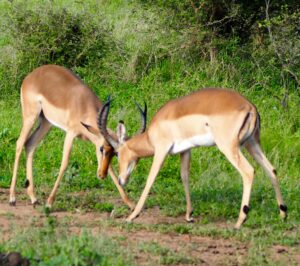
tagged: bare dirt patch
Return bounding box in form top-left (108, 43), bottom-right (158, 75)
top-left (270, 245), bottom-right (300, 266)
top-left (0, 201), bottom-right (245, 265)
top-left (0, 189), bottom-right (299, 265)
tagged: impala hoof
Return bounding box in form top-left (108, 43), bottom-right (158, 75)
top-left (125, 217), bottom-right (133, 223)
top-left (32, 200), bottom-right (40, 207)
top-left (280, 211), bottom-right (287, 221)
top-left (234, 222), bottom-right (243, 230)
top-left (9, 201), bottom-right (16, 206)
top-left (46, 198), bottom-right (54, 209)
top-left (185, 211), bottom-right (194, 223)
top-left (128, 202), bottom-right (136, 211)
top-left (186, 217), bottom-right (194, 223)
top-left (279, 205), bottom-right (287, 221)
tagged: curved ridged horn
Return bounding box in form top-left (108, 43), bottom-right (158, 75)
top-left (135, 101), bottom-right (147, 135)
top-left (98, 96), bottom-right (118, 149)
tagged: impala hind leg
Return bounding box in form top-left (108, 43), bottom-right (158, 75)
top-left (46, 132), bottom-right (75, 208)
top-left (245, 139), bottom-right (287, 219)
top-left (126, 151), bottom-right (167, 222)
top-left (180, 150), bottom-right (193, 222)
top-left (217, 141), bottom-right (255, 229)
top-left (25, 115), bottom-right (52, 204)
top-left (10, 111), bottom-right (40, 205)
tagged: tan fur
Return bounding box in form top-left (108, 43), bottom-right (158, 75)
top-left (112, 88), bottom-right (286, 228)
top-left (10, 65), bottom-right (134, 209)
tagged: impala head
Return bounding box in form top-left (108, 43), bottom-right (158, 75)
top-left (80, 124), bottom-right (116, 179)
top-left (81, 120), bottom-right (117, 180)
top-left (97, 98), bottom-right (147, 186)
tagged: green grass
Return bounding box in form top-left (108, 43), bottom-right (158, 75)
top-left (0, 222), bottom-right (132, 266)
top-left (0, 0), bottom-right (299, 265)
top-left (0, 61), bottom-right (299, 264)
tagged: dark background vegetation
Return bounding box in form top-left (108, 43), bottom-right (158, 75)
top-left (1, 0), bottom-right (299, 104)
top-left (0, 1), bottom-right (299, 265)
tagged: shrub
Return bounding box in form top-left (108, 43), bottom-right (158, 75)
top-left (0, 1), bottom-right (120, 95)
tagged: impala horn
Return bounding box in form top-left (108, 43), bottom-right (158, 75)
top-left (98, 98), bottom-right (148, 147)
top-left (135, 101), bottom-right (147, 135)
top-left (98, 96), bottom-right (119, 149)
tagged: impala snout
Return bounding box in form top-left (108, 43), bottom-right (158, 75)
top-left (118, 160), bottom-right (136, 186)
top-left (97, 169), bottom-right (108, 180)
top-left (97, 144), bottom-right (114, 180)
top-left (97, 158), bottom-right (109, 180)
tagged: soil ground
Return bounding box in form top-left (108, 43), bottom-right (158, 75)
top-left (0, 189), bottom-right (299, 265)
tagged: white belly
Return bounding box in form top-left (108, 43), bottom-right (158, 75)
top-left (46, 117), bottom-right (67, 131)
top-left (169, 133), bottom-right (215, 154)
top-left (40, 97), bottom-right (68, 132)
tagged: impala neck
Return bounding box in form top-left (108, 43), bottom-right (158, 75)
top-left (127, 131), bottom-right (154, 158)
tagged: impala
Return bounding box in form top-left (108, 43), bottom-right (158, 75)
top-left (9, 64), bottom-right (134, 209)
top-left (99, 88), bottom-right (287, 229)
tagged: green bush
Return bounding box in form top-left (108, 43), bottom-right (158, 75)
top-left (0, 1), bottom-right (121, 95)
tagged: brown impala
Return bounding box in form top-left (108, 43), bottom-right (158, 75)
top-left (10, 64), bottom-right (135, 209)
top-left (99, 88), bottom-right (287, 229)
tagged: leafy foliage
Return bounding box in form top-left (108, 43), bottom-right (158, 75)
top-left (0, 1), bottom-right (299, 265)
top-left (0, 1), bottom-right (121, 94)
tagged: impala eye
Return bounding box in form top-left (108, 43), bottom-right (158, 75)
top-left (100, 146), bottom-right (104, 153)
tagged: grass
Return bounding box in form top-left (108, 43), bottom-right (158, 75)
top-left (0, 0), bottom-right (299, 265)
top-left (1, 224), bottom-right (133, 266)
top-left (0, 68), bottom-right (299, 264)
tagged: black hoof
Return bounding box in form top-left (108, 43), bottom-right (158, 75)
top-left (32, 200), bottom-right (40, 208)
top-left (9, 201), bottom-right (16, 206)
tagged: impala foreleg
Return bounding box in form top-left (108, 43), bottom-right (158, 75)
top-left (108, 165), bottom-right (135, 210)
top-left (25, 117), bottom-right (52, 205)
top-left (180, 150), bottom-right (193, 222)
top-left (46, 132), bottom-right (75, 208)
top-left (245, 140), bottom-right (287, 219)
top-left (126, 151), bottom-right (167, 222)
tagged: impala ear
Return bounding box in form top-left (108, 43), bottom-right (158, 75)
top-left (81, 122), bottom-right (99, 136)
top-left (117, 120), bottom-right (126, 144)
